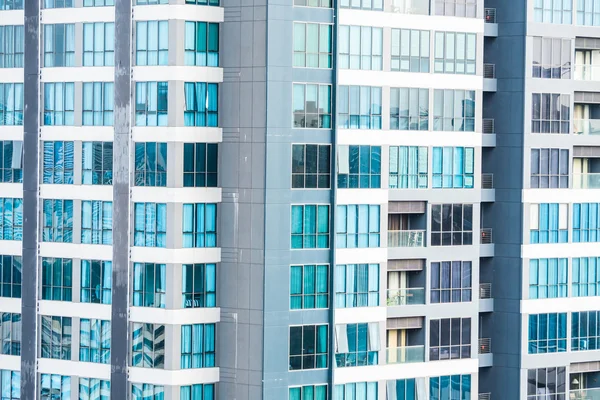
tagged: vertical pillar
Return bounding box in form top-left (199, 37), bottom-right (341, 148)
top-left (21, 0), bottom-right (41, 398)
top-left (111, 0), bottom-right (133, 398)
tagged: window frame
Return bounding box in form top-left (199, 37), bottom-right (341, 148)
top-left (293, 22), bottom-right (333, 69)
top-left (291, 143), bottom-right (331, 189)
top-left (292, 83), bottom-right (332, 129)
top-left (290, 264), bottom-right (329, 310)
top-left (291, 204), bottom-right (331, 249)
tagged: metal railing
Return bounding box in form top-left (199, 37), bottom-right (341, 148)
top-left (484, 8), bottom-right (496, 23)
top-left (386, 345), bottom-right (425, 364)
top-left (574, 119), bottom-right (600, 135)
top-left (570, 388), bottom-right (600, 399)
top-left (481, 228), bottom-right (493, 244)
top-left (479, 338), bottom-right (492, 354)
top-left (573, 174), bottom-right (600, 189)
top-left (483, 63), bottom-right (496, 79)
top-left (387, 288), bottom-right (426, 306)
top-left (482, 118), bottom-right (495, 134)
top-left (482, 173), bottom-right (494, 189)
top-left (479, 393), bottom-right (491, 400)
top-left (574, 64), bottom-right (600, 81)
top-left (388, 230), bottom-right (425, 247)
top-left (479, 283), bottom-right (492, 299)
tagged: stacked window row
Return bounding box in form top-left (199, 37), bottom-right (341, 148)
top-left (529, 202), bottom-right (600, 243)
top-left (293, 83), bottom-right (476, 132)
top-left (534, 0), bottom-right (600, 26)
top-left (35, 0), bottom-right (220, 8)
top-left (527, 311), bottom-right (600, 353)
top-left (528, 256), bottom-right (600, 298)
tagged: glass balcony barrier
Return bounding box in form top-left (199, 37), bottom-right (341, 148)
top-left (387, 288), bottom-right (425, 306)
top-left (573, 174), bottom-right (600, 189)
top-left (388, 230), bottom-right (425, 247)
top-left (575, 65), bottom-right (600, 81)
top-left (574, 119), bottom-right (600, 135)
top-left (570, 388), bottom-right (600, 400)
top-left (386, 345), bottom-right (425, 364)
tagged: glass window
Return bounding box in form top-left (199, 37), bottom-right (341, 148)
top-left (184, 21), bottom-right (219, 67)
top-left (183, 82), bottom-right (218, 127)
top-left (180, 323), bottom-right (216, 369)
top-left (41, 315), bottom-right (71, 360)
top-left (186, 0), bottom-right (219, 5)
top-left (41, 258), bottom-right (72, 301)
top-left (43, 82), bottom-right (75, 126)
top-left (79, 318), bottom-right (111, 363)
top-left (134, 142), bottom-right (167, 187)
top-left (81, 201), bottom-right (112, 245)
top-left (136, 0), bottom-right (167, 3)
top-left (334, 264), bottom-right (379, 308)
top-left (291, 204), bottom-right (330, 249)
top-left (0, 198), bottom-right (22, 241)
top-left (434, 32), bottom-right (476, 74)
top-left (531, 93), bottom-right (570, 133)
top-left (572, 311), bottom-right (600, 351)
top-left (390, 87), bottom-right (428, 130)
top-left (530, 203), bottom-right (568, 243)
top-left (572, 257), bottom-right (600, 297)
top-left (573, 203), bottom-right (600, 242)
top-left (40, 374), bottom-right (70, 400)
top-left (131, 323), bottom-right (165, 368)
top-left (133, 202), bottom-right (167, 248)
top-left (79, 378), bottom-right (110, 400)
top-left (430, 204), bottom-right (473, 246)
top-left (529, 258), bottom-right (568, 299)
top-left (530, 148), bottom-right (569, 188)
top-left (82, 82), bottom-right (114, 126)
top-left (289, 324), bottom-right (329, 370)
top-left (43, 24), bottom-right (74, 67)
top-left (44, 0), bottom-right (73, 7)
top-left (289, 385), bottom-right (327, 400)
top-left (290, 264), bottom-right (329, 309)
top-left (84, 0), bottom-right (114, 5)
top-left (334, 383), bottom-right (377, 400)
top-left (338, 86), bottom-right (382, 129)
top-left (82, 142), bottom-right (113, 185)
top-left (386, 379), bottom-right (422, 400)
top-left (340, 0), bottom-right (381, 10)
top-left (135, 81), bottom-right (168, 126)
top-left (526, 367), bottom-right (566, 400)
top-left (42, 199), bottom-right (73, 243)
top-left (528, 313), bottom-right (567, 353)
top-left (83, 22), bottom-right (114, 66)
top-left (338, 26), bottom-right (382, 70)
top-left (0, 370), bottom-right (20, 400)
top-left (389, 146), bottom-right (428, 189)
top-left (0, 83), bottom-right (23, 125)
top-left (0, 256), bottom-right (21, 299)
top-left (429, 318), bottom-right (471, 360)
top-left (81, 259), bottom-right (112, 304)
top-left (532, 37), bottom-right (571, 78)
top-left (0, 313), bottom-right (20, 355)
top-left (334, 323), bottom-right (379, 367)
top-left (181, 384), bottom-right (215, 400)
top-left (291, 144), bottom-right (330, 189)
top-left (429, 375), bottom-right (471, 400)
top-left (430, 261), bottom-right (472, 303)
top-left (133, 262), bottom-right (166, 308)
top-left (577, 0), bottom-right (600, 25)
top-left (432, 147), bottom-right (474, 188)
top-left (0, 25), bottom-right (24, 68)
top-left (136, 21), bottom-right (168, 66)
top-left (391, 29), bottom-right (430, 72)
top-left (534, 0), bottom-right (573, 23)
top-left (0, 1), bottom-right (23, 11)
top-left (182, 203), bottom-right (217, 248)
top-left (0, 141), bottom-right (23, 183)
top-left (337, 145), bottom-right (381, 189)
top-left (292, 83), bottom-right (332, 129)
top-left (294, 23), bottom-right (332, 68)
top-left (183, 143), bottom-right (218, 187)
top-left (182, 263), bottom-right (216, 308)
top-left (132, 384), bottom-right (164, 400)
top-left (294, 0), bottom-right (331, 8)
top-left (336, 205), bottom-right (380, 248)
top-left (42, 141), bottom-right (74, 184)
top-left (433, 89), bottom-right (475, 131)
top-left (434, 0), bottom-right (476, 17)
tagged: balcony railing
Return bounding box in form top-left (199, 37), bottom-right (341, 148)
top-left (484, 63), bottom-right (496, 79)
top-left (479, 283), bottom-right (492, 299)
top-left (574, 119), bottom-right (600, 135)
top-left (484, 8), bottom-right (496, 23)
top-left (387, 288), bottom-right (425, 306)
top-left (386, 345), bottom-right (425, 364)
top-left (388, 230), bottom-right (425, 248)
top-left (483, 118), bottom-right (495, 134)
top-left (481, 228), bottom-right (493, 244)
top-left (479, 393), bottom-right (491, 400)
top-left (573, 174), bottom-right (600, 189)
top-left (482, 173), bottom-right (494, 189)
top-left (570, 388), bottom-right (600, 399)
top-left (574, 64), bottom-right (600, 81)
top-left (479, 338), bottom-right (492, 354)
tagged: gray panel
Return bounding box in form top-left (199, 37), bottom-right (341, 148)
top-left (21, 0), bottom-right (40, 398)
top-left (111, 0), bottom-right (132, 397)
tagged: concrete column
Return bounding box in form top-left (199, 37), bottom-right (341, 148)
top-left (164, 324), bottom-right (181, 370)
top-left (74, 82), bottom-right (83, 127)
top-left (165, 263), bottom-right (182, 309)
top-left (72, 258), bottom-right (81, 303)
top-left (169, 20), bottom-right (185, 67)
top-left (72, 200), bottom-right (82, 244)
top-left (73, 141), bottom-right (82, 185)
top-left (74, 22), bottom-right (83, 67)
top-left (71, 316), bottom-right (80, 362)
top-left (170, 80), bottom-right (185, 127)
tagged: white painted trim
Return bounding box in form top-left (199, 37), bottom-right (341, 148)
top-left (133, 66), bottom-right (223, 83)
top-left (39, 301), bottom-right (111, 320)
top-left (39, 242), bottom-right (112, 260)
top-left (130, 307), bottom-right (221, 325)
top-left (335, 248), bottom-right (388, 264)
top-left (0, 11), bottom-right (23, 25)
top-left (132, 127), bottom-right (222, 143)
top-left (0, 183), bottom-right (23, 198)
top-left (522, 242), bottom-right (600, 259)
top-left (0, 355), bottom-right (20, 372)
top-left (133, 5), bottom-right (224, 23)
top-left (41, 126), bottom-right (113, 142)
top-left (40, 185), bottom-right (112, 201)
top-left (131, 187), bottom-right (222, 204)
top-left (0, 126), bottom-right (24, 140)
top-left (335, 307), bottom-right (386, 324)
top-left (41, 67), bottom-right (114, 83)
top-left (130, 247), bottom-right (221, 264)
top-left (337, 131), bottom-right (483, 147)
top-left (0, 69), bottom-right (23, 83)
top-left (129, 367), bottom-right (220, 386)
top-left (523, 189), bottom-right (600, 204)
top-left (0, 240), bottom-right (22, 256)
top-left (0, 297), bottom-right (20, 313)
top-left (41, 7), bottom-right (115, 23)
top-left (38, 359), bottom-right (111, 380)
top-left (521, 297), bottom-right (600, 314)
top-left (336, 189), bottom-right (388, 205)
top-left (339, 70), bottom-right (483, 90)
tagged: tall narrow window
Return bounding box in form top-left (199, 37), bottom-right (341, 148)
top-left (0, 25), bottom-right (24, 68)
top-left (0, 198), bottom-right (22, 241)
top-left (182, 203), bottom-right (217, 248)
top-left (134, 142), bottom-right (167, 187)
top-left (184, 82), bottom-right (218, 127)
top-left (133, 203), bottom-right (167, 248)
top-left (42, 199), bottom-right (73, 243)
top-left (183, 143), bottom-right (218, 187)
top-left (135, 21), bottom-right (168, 66)
top-left (83, 22), bottom-right (114, 66)
top-left (180, 323), bottom-right (216, 369)
top-left (0, 83), bottom-right (23, 126)
top-left (82, 142), bottom-right (113, 185)
top-left (0, 141), bottom-right (22, 183)
top-left (185, 21), bottom-right (219, 67)
top-left (43, 82), bottom-right (75, 126)
top-left (0, 370), bottom-right (20, 400)
top-left (41, 258), bottom-right (72, 301)
top-left (133, 262), bottom-right (166, 308)
top-left (82, 82), bottom-right (114, 126)
top-left (40, 316), bottom-right (71, 360)
top-left (0, 313), bottom-right (21, 355)
top-left (131, 323), bottom-right (165, 368)
top-left (81, 200), bottom-right (113, 245)
top-left (182, 263), bottom-right (216, 308)
top-left (43, 24), bottom-right (74, 67)
top-left (79, 318), bottom-right (111, 363)
top-left (80, 259), bottom-right (112, 304)
top-left (42, 141), bottom-right (74, 184)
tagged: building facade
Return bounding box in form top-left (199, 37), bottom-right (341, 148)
top-left (0, 0), bottom-right (596, 399)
